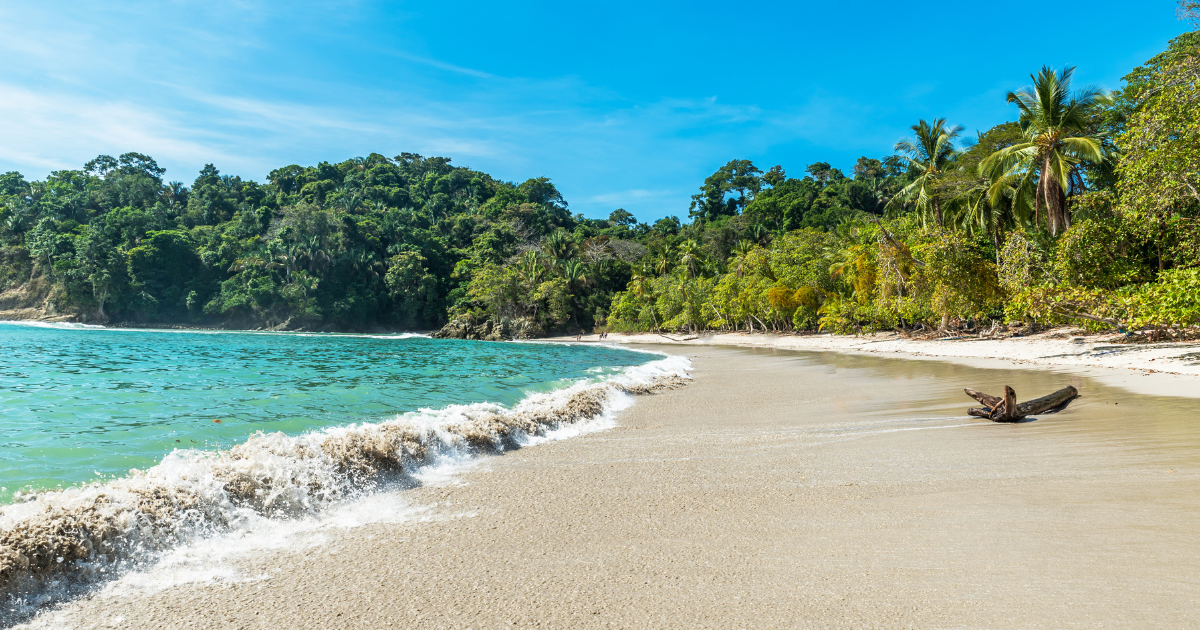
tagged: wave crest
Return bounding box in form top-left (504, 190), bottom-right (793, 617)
top-left (0, 357), bottom-right (689, 619)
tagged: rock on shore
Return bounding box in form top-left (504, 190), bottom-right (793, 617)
top-left (431, 318), bottom-right (520, 341)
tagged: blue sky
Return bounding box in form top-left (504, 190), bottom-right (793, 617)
top-left (0, 1), bottom-right (1191, 222)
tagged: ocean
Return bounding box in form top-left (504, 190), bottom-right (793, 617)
top-left (0, 322), bottom-right (687, 623)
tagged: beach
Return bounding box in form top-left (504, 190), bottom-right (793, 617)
top-left (19, 342), bottom-right (1200, 629)
top-left (583, 330), bottom-right (1200, 398)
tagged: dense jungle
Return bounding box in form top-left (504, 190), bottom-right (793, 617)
top-left (2, 16), bottom-right (1198, 339)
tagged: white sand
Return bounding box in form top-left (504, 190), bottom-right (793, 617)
top-left (560, 329), bottom-right (1200, 398)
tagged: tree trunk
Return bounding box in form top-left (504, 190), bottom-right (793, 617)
top-left (964, 385), bottom-right (1079, 422)
top-left (934, 198), bottom-right (944, 228)
top-left (1044, 155), bottom-right (1069, 236)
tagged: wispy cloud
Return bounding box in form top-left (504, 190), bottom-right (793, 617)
top-left (585, 188), bottom-right (684, 206)
top-left (0, 1), bottom-right (932, 218)
top-left (379, 50), bottom-right (497, 79)
top-left (0, 81), bottom-right (246, 175)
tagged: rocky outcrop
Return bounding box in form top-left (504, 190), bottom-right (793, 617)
top-left (431, 317), bottom-right (544, 341)
top-left (0, 276), bottom-right (92, 323)
top-left (431, 318), bottom-right (512, 341)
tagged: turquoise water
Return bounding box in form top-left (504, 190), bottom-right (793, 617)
top-left (0, 323), bottom-right (651, 503)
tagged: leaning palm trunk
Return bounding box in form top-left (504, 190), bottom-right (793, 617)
top-left (1043, 155), bottom-right (1070, 236)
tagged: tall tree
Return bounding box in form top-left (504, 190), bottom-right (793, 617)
top-left (689, 160), bottom-right (762, 222)
top-left (980, 66), bottom-right (1110, 236)
top-left (886, 118), bottom-right (963, 228)
top-left (1117, 40), bottom-right (1200, 270)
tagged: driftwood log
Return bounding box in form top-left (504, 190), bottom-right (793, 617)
top-left (658, 334), bottom-right (700, 342)
top-left (964, 385), bottom-right (1079, 422)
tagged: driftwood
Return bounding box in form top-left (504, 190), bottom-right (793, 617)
top-left (964, 385), bottom-right (1079, 422)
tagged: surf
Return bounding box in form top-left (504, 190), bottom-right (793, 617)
top-left (0, 351), bottom-right (690, 624)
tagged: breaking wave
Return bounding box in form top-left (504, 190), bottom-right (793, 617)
top-left (0, 354), bottom-right (690, 624)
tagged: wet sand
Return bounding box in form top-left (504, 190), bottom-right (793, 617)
top-left (22, 345), bottom-right (1200, 629)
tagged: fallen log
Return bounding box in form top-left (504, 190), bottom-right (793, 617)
top-left (963, 385), bottom-right (1079, 422)
top-left (658, 334), bottom-right (700, 342)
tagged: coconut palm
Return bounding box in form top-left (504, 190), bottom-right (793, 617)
top-left (540, 229), bottom-right (575, 261)
top-left (627, 272), bottom-right (660, 330)
top-left (980, 66), bottom-right (1110, 236)
top-left (300, 235), bottom-right (330, 273)
top-left (518, 249), bottom-right (547, 286)
top-left (885, 118), bottom-right (964, 228)
top-left (653, 244), bottom-right (676, 276)
top-left (747, 224), bottom-right (771, 245)
top-left (4, 209), bottom-right (31, 236)
top-left (677, 240), bottom-right (704, 278)
top-left (727, 240), bottom-right (756, 278)
top-left (562, 259), bottom-right (590, 291)
top-left (271, 241), bottom-right (302, 280)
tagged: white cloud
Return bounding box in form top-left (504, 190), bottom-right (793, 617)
top-left (0, 1), bottom-right (893, 219)
top-left (0, 82), bottom-right (246, 175)
top-left (584, 189), bottom-right (683, 205)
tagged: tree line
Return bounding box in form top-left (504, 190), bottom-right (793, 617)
top-left (1, 15), bottom-right (1197, 338)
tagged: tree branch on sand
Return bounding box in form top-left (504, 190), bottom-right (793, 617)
top-left (964, 385), bottom-right (1079, 422)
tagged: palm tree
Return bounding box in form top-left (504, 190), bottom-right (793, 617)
top-left (980, 66), bottom-right (1109, 236)
top-left (518, 249), bottom-right (547, 286)
top-left (346, 249), bottom-right (383, 284)
top-left (886, 118), bottom-right (964, 228)
top-left (747, 224), bottom-right (771, 245)
top-left (653, 244), bottom-right (676, 276)
top-left (677, 240), bottom-right (704, 278)
top-left (562, 259), bottom-right (590, 291)
top-left (540, 229), bottom-right (575, 261)
top-left (4, 208), bottom-right (31, 236)
top-left (338, 188), bottom-right (364, 214)
top-left (627, 273), bottom-right (659, 330)
top-left (292, 270), bottom-right (319, 301)
top-left (727, 240), bottom-right (756, 278)
top-left (300, 235), bottom-right (330, 272)
top-left (271, 241), bottom-right (302, 280)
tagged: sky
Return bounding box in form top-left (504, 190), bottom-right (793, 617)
top-left (0, 1), bottom-right (1192, 222)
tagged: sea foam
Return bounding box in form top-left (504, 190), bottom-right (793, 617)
top-left (0, 353), bottom-right (690, 624)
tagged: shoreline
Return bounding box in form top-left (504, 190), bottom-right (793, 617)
top-left (548, 329), bottom-right (1200, 398)
top-left (0, 308), bottom-right (437, 336)
top-left (20, 344), bottom-right (1200, 629)
top-left (0, 316), bottom-right (434, 336)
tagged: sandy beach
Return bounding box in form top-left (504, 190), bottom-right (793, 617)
top-left (572, 330), bottom-right (1200, 398)
top-left (16, 343), bottom-right (1200, 629)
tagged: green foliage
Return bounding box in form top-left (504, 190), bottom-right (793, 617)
top-left (0, 151), bottom-right (612, 331)
top-left (127, 230), bottom-right (201, 317)
top-left (1130, 268), bottom-right (1200, 329)
top-left (1052, 217), bottom-right (1144, 288)
top-left (1115, 38), bottom-right (1200, 271)
top-left (997, 229), bottom-right (1053, 295)
top-left (385, 251), bottom-right (438, 326)
top-left (4, 19), bottom-right (1200, 337)
top-left (913, 230), bottom-right (1002, 323)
